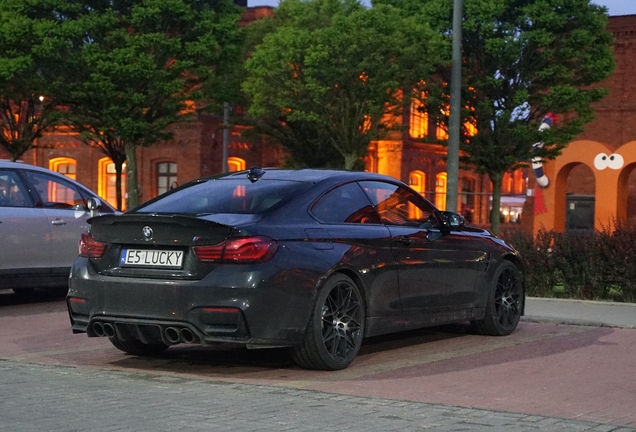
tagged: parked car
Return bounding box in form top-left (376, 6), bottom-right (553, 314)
top-left (68, 168), bottom-right (525, 370)
top-left (0, 160), bottom-right (116, 294)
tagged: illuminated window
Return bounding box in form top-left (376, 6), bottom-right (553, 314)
top-left (465, 119), bottom-right (477, 137)
top-left (409, 171), bottom-right (426, 219)
top-left (157, 162), bottom-right (177, 196)
top-left (409, 98), bottom-right (429, 139)
top-left (409, 171), bottom-right (425, 194)
top-left (49, 158), bottom-right (77, 180)
top-left (98, 157), bottom-right (126, 210)
top-left (514, 170), bottom-right (524, 194)
top-left (435, 172), bottom-right (447, 211)
top-left (227, 157), bottom-right (246, 172)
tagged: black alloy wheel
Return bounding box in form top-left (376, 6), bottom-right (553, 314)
top-left (472, 260), bottom-right (523, 336)
top-left (109, 336), bottom-right (169, 357)
top-left (292, 274), bottom-right (365, 370)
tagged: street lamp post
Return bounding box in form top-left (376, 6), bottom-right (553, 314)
top-left (222, 101), bottom-right (230, 173)
top-left (446, 0), bottom-right (463, 213)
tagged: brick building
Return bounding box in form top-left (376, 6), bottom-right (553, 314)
top-left (3, 9), bottom-right (633, 234)
top-left (529, 14), bottom-right (636, 234)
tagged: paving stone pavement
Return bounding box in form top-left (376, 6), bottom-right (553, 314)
top-left (1, 360), bottom-right (633, 432)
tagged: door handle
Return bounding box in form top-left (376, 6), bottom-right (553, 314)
top-left (51, 219), bottom-right (67, 225)
top-left (395, 236), bottom-right (414, 246)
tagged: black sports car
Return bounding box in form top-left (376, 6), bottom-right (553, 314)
top-left (68, 168), bottom-right (525, 370)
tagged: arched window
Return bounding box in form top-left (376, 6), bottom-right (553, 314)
top-left (49, 158), bottom-right (76, 180)
top-left (435, 172), bottom-right (447, 211)
top-left (98, 157), bottom-right (126, 210)
top-left (409, 171), bottom-right (426, 194)
top-left (227, 157), bottom-right (246, 172)
top-left (157, 162), bottom-right (177, 196)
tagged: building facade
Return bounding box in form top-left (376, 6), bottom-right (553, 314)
top-left (3, 9), bottom-right (633, 235)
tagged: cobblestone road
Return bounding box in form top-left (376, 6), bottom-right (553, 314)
top-left (1, 360), bottom-right (633, 432)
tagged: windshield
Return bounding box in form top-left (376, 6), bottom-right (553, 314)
top-left (134, 178), bottom-right (313, 215)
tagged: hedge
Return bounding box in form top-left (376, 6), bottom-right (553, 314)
top-left (505, 223), bottom-right (636, 303)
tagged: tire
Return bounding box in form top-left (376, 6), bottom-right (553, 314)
top-left (108, 336), bottom-right (169, 357)
top-left (292, 274), bottom-right (365, 370)
top-left (472, 260), bottom-right (524, 336)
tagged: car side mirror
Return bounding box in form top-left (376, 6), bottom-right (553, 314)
top-left (441, 211), bottom-right (466, 230)
top-left (87, 197), bottom-right (102, 217)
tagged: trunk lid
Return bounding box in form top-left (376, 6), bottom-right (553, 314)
top-left (87, 214), bottom-right (235, 280)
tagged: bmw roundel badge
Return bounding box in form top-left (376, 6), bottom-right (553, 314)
top-left (142, 226), bottom-right (153, 240)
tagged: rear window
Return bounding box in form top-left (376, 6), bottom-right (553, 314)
top-left (134, 178), bottom-right (313, 215)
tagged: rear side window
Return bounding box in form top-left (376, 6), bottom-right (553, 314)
top-left (23, 171), bottom-right (85, 209)
top-left (311, 182), bottom-right (381, 224)
top-left (359, 180), bottom-right (439, 228)
top-left (135, 179), bottom-right (313, 215)
top-left (0, 170), bottom-right (32, 207)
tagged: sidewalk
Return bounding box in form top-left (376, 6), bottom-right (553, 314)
top-left (523, 297), bottom-right (636, 329)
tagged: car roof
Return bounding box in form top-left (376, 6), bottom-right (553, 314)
top-left (217, 168), bottom-right (401, 184)
top-left (0, 160), bottom-right (60, 173)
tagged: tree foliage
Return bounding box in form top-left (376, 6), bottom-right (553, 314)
top-left (376, 0), bottom-right (615, 234)
top-left (0, 0), bottom-right (75, 161)
top-left (243, 0), bottom-right (445, 170)
top-left (58, 0), bottom-right (245, 209)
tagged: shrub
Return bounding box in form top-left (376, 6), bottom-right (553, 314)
top-left (508, 224), bottom-right (636, 302)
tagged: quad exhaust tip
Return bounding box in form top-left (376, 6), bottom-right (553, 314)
top-left (91, 322), bottom-right (198, 344)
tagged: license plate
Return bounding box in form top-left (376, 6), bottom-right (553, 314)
top-left (120, 249), bottom-right (184, 268)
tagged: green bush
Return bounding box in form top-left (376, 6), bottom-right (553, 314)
top-left (507, 223), bottom-right (636, 302)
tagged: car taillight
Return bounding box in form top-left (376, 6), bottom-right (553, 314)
top-left (193, 236), bottom-right (278, 264)
top-left (79, 232), bottom-right (108, 258)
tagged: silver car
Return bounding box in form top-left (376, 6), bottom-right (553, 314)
top-left (0, 160), bottom-right (116, 294)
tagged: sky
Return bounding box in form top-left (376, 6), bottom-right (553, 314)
top-left (247, 0), bottom-right (636, 17)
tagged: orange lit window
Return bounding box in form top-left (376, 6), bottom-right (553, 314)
top-left (435, 172), bottom-right (447, 211)
top-left (465, 119), bottom-right (477, 137)
top-left (409, 171), bottom-right (425, 194)
top-left (409, 98), bottom-right (428, 139)
top-left (49, 158), bottom-right (77, 180)
top-left (98, 157), bottom-right (126, 210)
top-left (437, 105), bottom-right (450, 140)
top-left (227, 157), bottom-right (246, 172)
top-left (514, 170), bottom-right (524, 194)
top-left (409, 171), bottom-right (426, 219)
top-left (179, 100), bottom-right (196, 115)
top-left (360, 115), bottom-right (372, 133)
top-left (503, 172), bottom-right (513, 194)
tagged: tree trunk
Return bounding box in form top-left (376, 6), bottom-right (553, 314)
top-left (125, 141), bottom-right (140, 210)
top-left (489, 172), bottom-right (503, 236)
top-left (343, 154), bottom-right (358, 170)
top-left (114, 160), bottom-right (124, 211)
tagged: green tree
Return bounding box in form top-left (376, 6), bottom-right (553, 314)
top-left (243, 0), bottom-right (445, 170)
top-left (60, 0), bottom-right (244, 209)
top-left (377, 0), bottom-right (615, 234)
top-left (0, 0), bottom-right (74, 161)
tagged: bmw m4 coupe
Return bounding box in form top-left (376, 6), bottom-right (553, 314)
top-left (68, 168), bottom-right (525, 370)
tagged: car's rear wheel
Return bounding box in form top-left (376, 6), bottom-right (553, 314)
top-left (292, 274), bottom-right (365, 370)
top-left (472, 260), bottom-right (523, 336)
top-left (108, 336), bottom-right (169, 357)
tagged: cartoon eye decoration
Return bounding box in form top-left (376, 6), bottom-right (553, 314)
top-left (594, 153), bottom-right (624, 170)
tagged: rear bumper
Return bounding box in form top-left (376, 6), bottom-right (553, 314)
top-left (67, 257), bottom-right (320, 348)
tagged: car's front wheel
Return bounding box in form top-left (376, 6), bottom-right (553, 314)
top-left (472, 260), bottom-right (523, 336)
top-left (292, 274), bottom-right (365, 370)
top-left (109, 336), bottom-right (169, 357)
